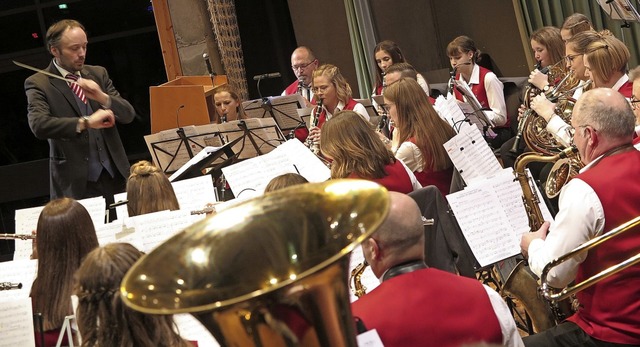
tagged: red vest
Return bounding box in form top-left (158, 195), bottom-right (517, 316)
top-left (616, 80), bottom-right (633, 98)
top-left (567, 149), bottom-right (640, 344)
top-left (373, 83), bottom-right (383, 96)
top-left (454, 66), bottom-right (509, 129)
top-left (316, 98), bottom-right (359, 129)
top-left (284, 80), bottom-right (316, 142)
top-left (633, 135), bottom-right (640, 146)
top-left (348, 160), bottom-right (414, 194)
top-left (407, 138), bottom-right (452, 196)
top-left (351, 268), bottom-right (503, 347)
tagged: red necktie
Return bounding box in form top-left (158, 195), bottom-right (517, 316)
top-left (65, 73), bottom-right (87, 104)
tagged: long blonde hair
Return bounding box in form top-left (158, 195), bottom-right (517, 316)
top-left (384, 78), bottom-right (455, 171)
top-left (312, 64), bottom-right (352, 104)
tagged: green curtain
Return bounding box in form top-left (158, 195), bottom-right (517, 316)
top-left (518, 0), bottom-right (640, 67)
top-left (343, 0), bottom-right (377, 98)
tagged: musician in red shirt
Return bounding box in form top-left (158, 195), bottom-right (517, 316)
top-left (522, 88), bottom-right (640, 346)
top-left (320, 111), bottom-right (420, 194)
top-left (352, 192), bottom-right (523, 347)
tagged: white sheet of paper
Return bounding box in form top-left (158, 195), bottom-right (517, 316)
top-left (0, 297), bottom-right (36, 347)
top-left (95, 221), bottom-right (123, 246)
top-left (77, 196), bottom-right (106, 226)
top-left (222, 139), bottom-right (330, 196)
top-left (174, 314), bottom-right (220, 347)
top-left (446, 169), bottom-right (530, 267)
top-left (126, 210), bottom-right (205, 253)
top-left (443, 126), bottom-right (502, 185)
top-left (172, 175), bottom-right (217, 211)
top-left (0, 259), bottom-right (37, 301)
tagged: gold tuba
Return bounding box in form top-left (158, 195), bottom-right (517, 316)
top-left (501, 147), bottom-right (580, 332)
top-left (120, 179), bottom-right (390, 347)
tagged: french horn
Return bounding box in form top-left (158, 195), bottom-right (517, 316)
top-left (120, 179), bottom-right (390, 347)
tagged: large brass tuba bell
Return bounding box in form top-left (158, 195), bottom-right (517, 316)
top-left (120, 179), bottom-right (390, 347)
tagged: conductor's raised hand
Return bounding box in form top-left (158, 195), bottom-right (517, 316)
top-left (87, 109), bottom-right (116, 129)
top-left (75, 78), bottom-right (110, 105)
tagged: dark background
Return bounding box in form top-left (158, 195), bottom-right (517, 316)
top-left (0, 0), bottom-right (296, 259)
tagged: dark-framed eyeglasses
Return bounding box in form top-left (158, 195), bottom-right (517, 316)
top-left (291, 59), bottom-right (317, 71)
top-left (565, 53), bottom-right (583, 63)
top-left (630, 95), bottom-right (640, 110)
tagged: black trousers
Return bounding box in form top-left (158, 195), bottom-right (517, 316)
top-left (523, 321), bottom-right (639, 347)
top-left (84, 169), bottom-right (126, 222)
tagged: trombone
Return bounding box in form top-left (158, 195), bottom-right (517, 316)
top-left (540, 215), bottom-right (640, 303)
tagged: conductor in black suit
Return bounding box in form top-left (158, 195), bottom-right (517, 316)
top-left (25, 19), bottom-right (135, 204)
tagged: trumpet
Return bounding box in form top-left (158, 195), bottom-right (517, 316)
top-left (540, 215), bottom-right (640, 303)
top-left (0, 233), bottom-right (35, 240)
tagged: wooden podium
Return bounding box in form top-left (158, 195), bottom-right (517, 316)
top-left (150, 75), bottom-right (228, 133)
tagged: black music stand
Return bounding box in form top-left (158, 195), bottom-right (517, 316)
top-left (597, 0), bottom-right (640, 45)
top-left (242, 95), bottom-right (307, 138)
top-left (146, 126), bottom-right (220, 174)
top-left (453, 80), bottom-right (496, 140)
top-left (169, 136), bottom-right (242, 182)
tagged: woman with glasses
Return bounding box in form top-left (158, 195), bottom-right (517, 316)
top-left (372, 40), bottom-right (429, 96)
top-left (383, 78), bottom-right (456, 196)
top-left (530, 31), bottom-right (631, 148)
top-left (320, 110), bottom-right (421, 194)
top-left (629, 66), bottom-right (640, 148)
top-left (307, 64), bottom-right (368, 149)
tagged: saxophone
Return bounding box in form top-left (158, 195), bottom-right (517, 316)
top-left (308, 98), bottom-right (323, 154)
top-left (349, 261), bottom-right (368, 299)
top-left (502, 147), bottom-right (579, 333)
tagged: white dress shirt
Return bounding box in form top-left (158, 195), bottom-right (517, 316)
top-left (458, 64), bottom-right (507, 126)
top-left (527, 159), bottom-right (606, 288)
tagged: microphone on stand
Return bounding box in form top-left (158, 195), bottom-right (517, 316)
top-left (253, 72), bottom-right (282, 80)
top-left (175, 104), bottom-right (185, 128)
top-left (204, 53), bottom-right (216, 86)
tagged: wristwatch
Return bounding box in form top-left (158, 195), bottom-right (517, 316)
top-left (542, 84), bottom-right (551, 93)
top-left (82, 116), bottom-right (90, 130)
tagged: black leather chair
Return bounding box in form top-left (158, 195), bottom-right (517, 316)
top-left (408, 186), bottom-right (478, 278)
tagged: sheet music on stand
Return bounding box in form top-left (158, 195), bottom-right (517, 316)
top-left (443, 126), bottom-right (503, 185)
top-left (450, 80), bottom-right (497, 139)
top-left (597, 0), bottom-right (640, 21)
top-left (222, 139), bottom-right (331, 198)
top-left (446, 169), bottom-right (531, 267)
top-left (0, 297), bottom-right (36, 347)
top-left (204, 118), bottom-right (285, 160)
top-left (242, 94), bottom-right (307, 133)
top-left (434, 95), bottom-right (474, 132)
top-left (145, 124), bottom-right (219, 174)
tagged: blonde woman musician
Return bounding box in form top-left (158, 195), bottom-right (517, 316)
top-left (307, 64), bottom-right (368, 147)
top-left (126, 160), bottom-right (179, 217)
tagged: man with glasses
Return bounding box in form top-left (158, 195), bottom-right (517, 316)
top-left (628, 66), bottom-right (640, 148)
top-left (283, 46), bottom-right (318, 104)
top-left (283, 46), bottom-right (319, 142)
top-left (521, 88), bottom-right (640, 347)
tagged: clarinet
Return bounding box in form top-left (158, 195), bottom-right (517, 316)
top-left (297, 77), bottom-right (304, 96)
top-left (308, 99), bottom-right (323, 154)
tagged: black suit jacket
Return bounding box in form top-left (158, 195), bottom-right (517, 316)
top-left (25, 62), bottom-right (135, 199)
